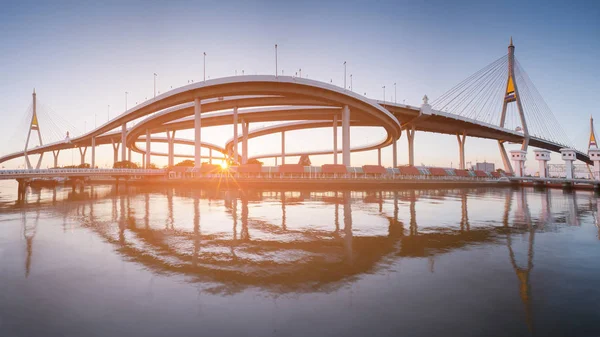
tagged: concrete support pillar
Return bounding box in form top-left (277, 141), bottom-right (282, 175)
top-left (281, 131), bottom-right (285, 165)
top-left (510, 150), bottom-right (527, 177)
top-left (533, 149), bottom-right (551, 178)
top-left (79, 147), bottom-right (87, 166)
top-left (333, 115), bottom-right (338, 164)
top-left (407, 126), bottom-right (415, 166)
top-left (560, 148), bottom-right (576, 180)
top-left (91, 137), bottom-right (96, 168)
top-left (589, 148), bottom-right (600, 180)
top-left (121, 124), bottom-right (127, 162)
top-left (498, 140), bottom-right (513, 173)
top-left (209, 149), bottom-right (213, 164)
top-left (112, 139), bottom-right (120, 165)
top-left (242, 119), bottom-right (249, 164)
top-left (142, 153), bottom-right (145, 169)
top-left (342, 105), bottom-right (350, 167)
top-left (167, 130), bottom-right (176, 167)
top-left (194, 98), bottom-right (201, 168)
top-left (233, 107), bottom-right (238, 164)
top-left (377, 148), bottom-right (382, 166)
top-left (128, 148), bottom-right (132, 163)
top-left (392, 139), bottom-right (398, 168)
top-left (145, 129), bottom-right (151, 168)
top-left (457, 131), bottom-right (466, 169)
top-left (52, 150), bottom-right (60, 168)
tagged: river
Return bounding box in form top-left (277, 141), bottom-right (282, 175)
top-left (0, 181), bottom-right (599, 337)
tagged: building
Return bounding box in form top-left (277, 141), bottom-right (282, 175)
top-left (472, 162), bottom-right (495, 172)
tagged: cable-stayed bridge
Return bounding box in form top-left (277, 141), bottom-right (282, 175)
top-left (0, 39), bottom-right (594, 184)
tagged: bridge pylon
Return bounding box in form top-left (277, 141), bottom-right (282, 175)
top-left (498, 37), bottom-right (529, 173)
top-left (24, 89), bottom-right (44, 170)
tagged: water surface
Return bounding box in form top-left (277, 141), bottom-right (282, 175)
top-left (0, 181), bottom-right (599, 337)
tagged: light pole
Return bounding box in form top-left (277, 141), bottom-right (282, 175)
top-left (299, 68), bottom-right (301, 77)
top-left (275, 44), bottom-right (278, 77)
top-left (382, 86), bottom-right (386, 104)
top-left (350, 74), bottom-right (353, 91)
top-left (344, 61), bottom-right (346, 89)
top-left (203, 52), bottom-right (206, 82)
top-left (125, 91), bottom-right (128, 110)
top-left (153, 73), bottom-right (157, 98)
top-left (394, 83), bottom-right (397, 104)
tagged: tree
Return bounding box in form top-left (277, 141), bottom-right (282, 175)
top-left (113, 161), bottom-right (138, 169)
top-left (175, 159), bottom-right (195, 167)
top-left (247, 158), bottom-right (263, 165)
top-left (147, 163), bottom-right (158, 169)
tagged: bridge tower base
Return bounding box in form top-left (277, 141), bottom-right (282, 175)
top-left (589, 148), bottom-right (600, 180)
top-left (533, 149), bottom-right (551, 178)
top-left (560, 148), bottom-right (576, 179)
top-left (510, 150), bottom-right (527, 177)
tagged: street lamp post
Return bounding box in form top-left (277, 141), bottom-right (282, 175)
top-left (394, 83), bottom-right (397, 104)
top-left (382, 86), bottom-right (386, 104)
top-left (203, 52), bottom-right (206, 82)
top-left (350, 74), bottom-right (353, 91)
top-left (275, 44), bottom-right (278, 77)
top-left (153, 73), bottom-right (157, 98)
top-left (344, 61), bottom-right (346, 90)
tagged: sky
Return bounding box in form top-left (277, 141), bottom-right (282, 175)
top-left (0, 0), bottom-right (599, 171)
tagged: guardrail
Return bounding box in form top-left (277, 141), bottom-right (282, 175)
top-left (0, 168), bottom-right (166, 179)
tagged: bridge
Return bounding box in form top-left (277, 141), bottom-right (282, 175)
top-left (1, 39), bottom-right (597, 187)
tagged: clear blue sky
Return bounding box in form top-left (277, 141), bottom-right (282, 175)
top-left (0, 0), bottom-right (598, 170)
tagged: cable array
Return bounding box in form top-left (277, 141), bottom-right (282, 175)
top-left (431, 54), bottom-right (575, 149)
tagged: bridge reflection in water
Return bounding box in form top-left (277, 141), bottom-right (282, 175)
top-left (9, 184), bottom-right (600, 336)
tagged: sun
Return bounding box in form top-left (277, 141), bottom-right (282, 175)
top-left (220, 161), bottom-right (228, 169)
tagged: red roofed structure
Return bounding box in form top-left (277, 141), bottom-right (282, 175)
top-left (399, 166), bottom-right (421, 176)
top-left (474, 170), bottom-right (488, 178)
top-left (455, 169), bottom-right (470, 177)
top-left (362, 165), bottom-right (387, 175)
top-left (238, 164), bottom-right (262, 174)
top-left (321, 164), bottom-right (347, 174)
top-left (279, 164), bottom-right (305, 174)
top-left (429, 167), bottom-right (448, 176)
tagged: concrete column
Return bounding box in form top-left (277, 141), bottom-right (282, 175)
top-left (167, 130), bottom-right (176, 167)
top-left (242, 119), bottom-right (249, 164)
top-left (407, 126), bottom-right (415, 166)
top-left (142, 153), bottom-right (145, 169)
top-left (457, 131), bottom-right (466, 169)
top-left (498, 141), bottom-right (513, 173)
top-left (392, 139), bottom-right (398, 167)
top-left (333, 115), bottom-right (338, 164)
top-left (281, 131), bottom-right (285, 165)
top-left (342, 105), bottom-right (350, 166)
top-left (209, 148), bottom-right (213, 164)
top-left (533, 149), bottom-right (551, 178)
top-left (145, 129), bottom-right (151, 168)
top-left (589, 149), bottom-right (600, 180)
top-left (112, 139), bottom-right (120, 165)
top-left (377, 148), bottom-right (382, 166)
top-left (194, 98), bottom-right (201, 168)
top-left (510, 150), bottom-right (527, 177)
top-left (560, 148), bottom-right (576, 180)
top-left (128, 148), bottom-right (132, 163)
top-left (91, 137), bottom-right (96, 168)
top-left (52, 150), bottom-right (60, 168)
top-left (233, 107), bottom-right (238, 164)
top-left (79, 147), bottom-right (87, 165)
top-left (121, 124), bottom-right (127, 162)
